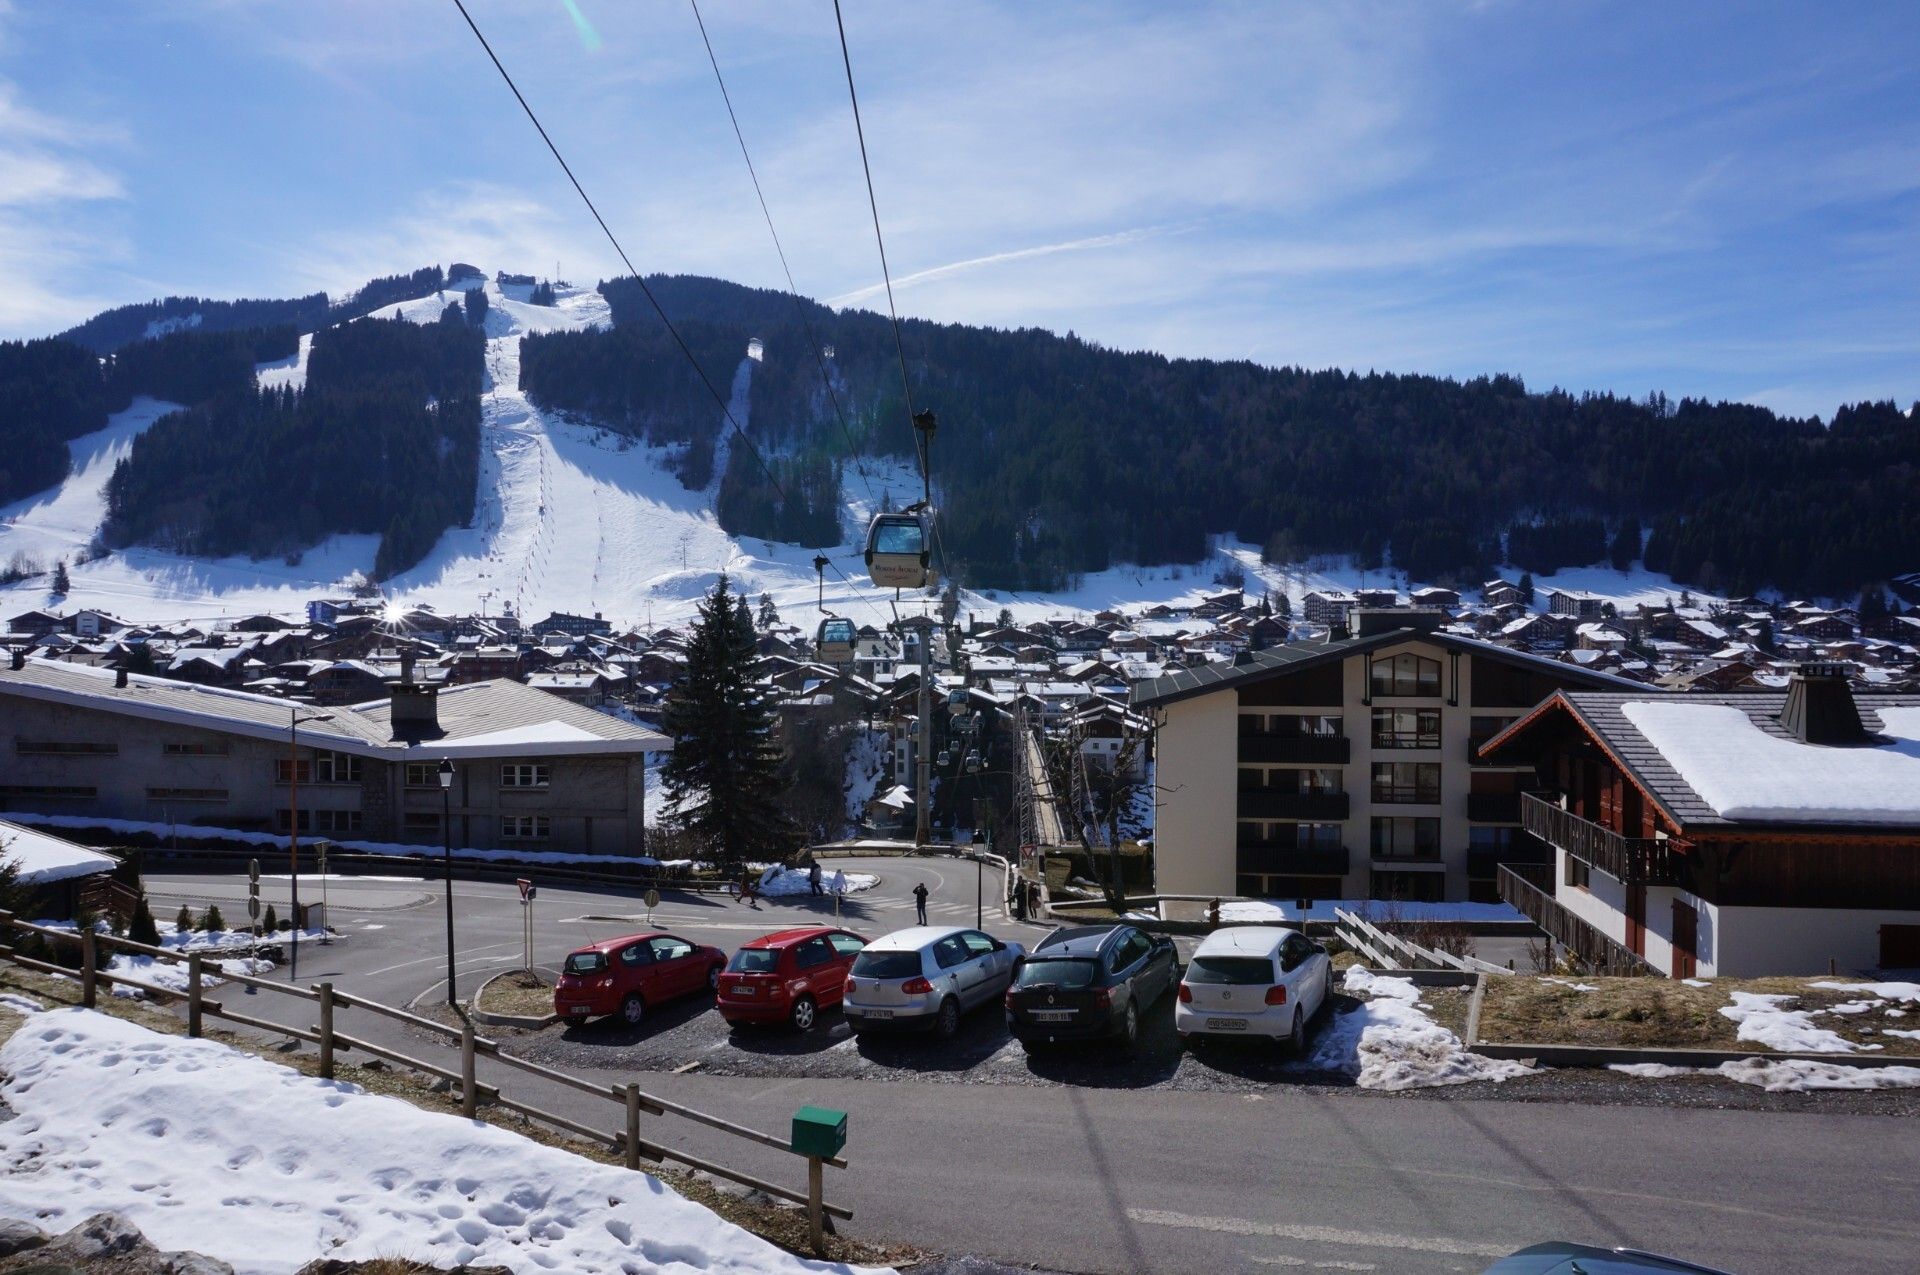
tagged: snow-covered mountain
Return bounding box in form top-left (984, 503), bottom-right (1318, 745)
top-left (0, 273), bottom-right (1731, 630)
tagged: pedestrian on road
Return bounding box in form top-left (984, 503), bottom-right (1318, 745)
top-left (808, 861), bottom-right (823, 896)
top-left (913, 881), bottom-right (929, 925)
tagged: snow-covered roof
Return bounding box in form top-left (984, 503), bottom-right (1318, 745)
top-left (0, 819), bottom-right (118, 884)
top-left (1620, 700), bottom-right (1920, 825)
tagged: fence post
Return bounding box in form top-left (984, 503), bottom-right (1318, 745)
top-left (80, 928), bottom-right (98, 1008)
top-left (186, 953), bottom-right (203, 1036)
top-left (0, 909), bottom-right (12, 960)
top-left (317, 983), bottom-right (335, 1079)
top-left (624, 1083), bottom-right (642, 1170)
top-left (460, 1017), bottom-right (478, 1118)
top-left (807, 1155), bottom-right (825, 1256)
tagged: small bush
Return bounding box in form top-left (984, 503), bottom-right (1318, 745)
top-left (128, 895), bottom-right (161, 947)
top-left (262, 903), bottom-right (278, 933)
top-left (176, 904), bottom-right (193, 932)
top-left (200, 904), bottom-right (225, 933)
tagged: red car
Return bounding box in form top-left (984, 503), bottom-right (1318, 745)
top-left (554, 932), bottom-right (726, 1027)
top-left (716, 927), bottom-right (870, 1032)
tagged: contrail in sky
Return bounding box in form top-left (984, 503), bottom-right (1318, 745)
top-left (827, 225), bottom-right (1172, 307)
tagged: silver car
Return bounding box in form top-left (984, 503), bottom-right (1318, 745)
top-left (843, 925), bottom-right (1026, 1038)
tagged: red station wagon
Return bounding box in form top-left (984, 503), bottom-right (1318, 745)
top-left (554, 932), bottom-right (726, 1027)
top-left (716, 927), bottom-right (870, 1032)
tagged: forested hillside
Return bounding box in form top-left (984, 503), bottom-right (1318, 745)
top-left (103, 314), bottom-right (483, 577)
top-left (516, 275), bottom-right (1918, 597)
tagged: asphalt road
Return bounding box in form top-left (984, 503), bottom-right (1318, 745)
top-left (142, 860), bottom-right (1920, 1275)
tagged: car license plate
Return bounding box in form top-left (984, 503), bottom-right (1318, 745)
top-left (1205, 1017), bottom-right (1246, 1031)
top-left (862, 1009), bottom-right (893, 1020)
top-left (1031, 1010), bottom-right (1074, 1022)
top-left (732, 986), bottom-right (756, 996)
top-left (568, 1006), bottom-right (590, 1016)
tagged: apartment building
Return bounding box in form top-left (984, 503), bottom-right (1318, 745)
top-left (1133, 610), bottom-right (1643, 902)
top-left (0, 654), bottom-right (668, 856)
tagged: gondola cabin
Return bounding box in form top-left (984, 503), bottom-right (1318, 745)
top-left (947, 688), bottom-right (970, 712)
top-left (815, 617), bottom-right (856, 666)
top-left (865, 512), bottom-right (931, 589)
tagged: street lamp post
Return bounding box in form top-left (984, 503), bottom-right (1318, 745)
top-left (438, 758), bottom-right (456, 1006)
top-left (286, 706), bottom-right (334, 984)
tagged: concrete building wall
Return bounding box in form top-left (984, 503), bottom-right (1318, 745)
top-left (1150, 691), bottom-right (1238, 895)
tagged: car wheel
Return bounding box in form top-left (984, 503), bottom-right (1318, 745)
top-left (1285, 1007), bottom-right (1305, 1055)
top-left (706, 964), bottom-right (721, 993)
top-left (1120, 1000), bottom-right (1139, 1046)
top-left (621, 993), bottom-right (646, 1027)
top-left (934, 997), bottom-right (961, 1039)
top-left (790, 995), bottom-right (818, 1033)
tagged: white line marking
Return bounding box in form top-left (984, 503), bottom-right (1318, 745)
top-left (1126, 1209), bottom-right (1512, 1260)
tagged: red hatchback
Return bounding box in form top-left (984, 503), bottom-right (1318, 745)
top-left (554, 932), bottom-right (726, 1027)
top-left (716, 927), bottom-right (870, 1032)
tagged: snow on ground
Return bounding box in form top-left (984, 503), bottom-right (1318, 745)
top-left (0, 397), bottom-right (181, 576)
top-left (757, 866), bottom-right (877, 898)
top-left (1718, 991), bottom-right (1878, 1054)
top-left (0, 818), bottom-right (119, 884)
top-left (1612, 1058), bottom-right (1920, 1091)
top-left (1623, 702), bottom-right (1920, 825)
top-left (0, 994), bottom-right (45, 1014)
top-left (0, 1009), bottom-right (891, 1275)
top-left (1217, 899), bottom-right (1525, 925)
top-left (842, 729), bottom-right (889, 829)
top-left (254, 331), bottom-right (312, 391)
top-left (1303, 967), bottom-right (1535, 1091)
top-left (1810, 980), bottom-right (1920, 1002)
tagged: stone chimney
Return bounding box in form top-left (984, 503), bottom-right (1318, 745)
top-left (9, 648), bottom-right (24, 671)
top-left (1778, 662), bottom-right (1867, 746)
top-left (399, 647), bottom-right (417, 685)
top-left (115, 667), bottom-right (129, 688)
top-left (388, 679), bottom-right (443, 743)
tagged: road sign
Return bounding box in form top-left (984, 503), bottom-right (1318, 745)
top-left (247, 858), bottom-right (261, 931)
top-left (246, 895), bottom-right (261, 921)
top-left (644, 888), bottom-right (661, 909)
top-left (248, 858), bottom-right (260, 884)
top-left (516, 878), bottom-right (536, 903)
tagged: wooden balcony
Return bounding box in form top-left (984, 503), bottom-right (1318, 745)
top-left (1238, 734), bottom-right (1350, 765)
top-left (1497, 863), bottom-right (1656, 977)
top-left (1235, 843), bottom-right (1351, 877)
top-left (1236, 791), bottom-right (1351, 821)
top-left (1520, 793), bottom-right (1678, 885)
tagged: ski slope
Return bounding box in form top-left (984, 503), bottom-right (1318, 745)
top-left (0, 273), bottom-right (1737, 630)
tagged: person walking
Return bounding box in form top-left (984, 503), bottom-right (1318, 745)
top-left (808, 861), bottom-right (823, 897)
top-left (913, 881), bottom-right (930, 926)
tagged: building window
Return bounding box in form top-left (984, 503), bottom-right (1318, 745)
top-left (1369, 653), bottom-right (1441, 697)
top-left (314, 751), bottom-right (362, 784)
top-left (403, 811), bottom-right (442, 834)
top-left (404, 762), bottom-right (440, 788)
top-left (1370, 816), bottom-right (1440, 859)
top-left (146, 787), bottom-right (227, 802)
top-left (274, 759), bottom-right (312, 784)
top-left (501, 763), bottom-right (550, 789)
top-left (502, 814), bottom-right (550, 841)
top-left (162, 741), bottom-right (231, 756)
top-left (1371, 708), bottom-right (1440, 749)
top-left (14, 740), bottom-right (117, 756)
top-left (1566, 854), bottom-right (1591, 890)
top-left (314, 809), bottom-right (363, 834)
top-left (1240, 713), bottom-right (1343, 738)
top-left (1371, 762), bottom-right (1441, 804)
top-left (1469, 826), bottom-right (1516, 852)
top-left (0, 784), bottom-right (97, 799)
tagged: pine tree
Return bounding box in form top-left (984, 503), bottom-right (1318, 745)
top-left (1517, 572), bottom-right (1534, 605)
top-left (464, 287), bottom-right (489, 327)
top-left (127, 893), bottom-right (161, 946)
top-left (51, 559), bottom-right (70, 595)
top-left (996, 606), bottom-right (1014, 628)
top-left (175, 904), bottom-right (193, 933)
top-left (756, 592), bottom-right (779, 628)
top-left (262, 903), bottom-right (279, 934)
top-left (1275, 592), bottom-right (1292, 619)
top-left (201, 903), bottom-right (225, 933)
top-left (659, 575), bottom-right (799, 868)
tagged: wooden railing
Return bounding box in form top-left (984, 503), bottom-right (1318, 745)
top-left (0, 911), bottom-right (851, 1251)
top-left (1332, 908), bottom-right (1513, 976)
top-left (1495, 863), bottom-right (1656, 977)
top-left (1520, 794), bottom-right (1677, 885)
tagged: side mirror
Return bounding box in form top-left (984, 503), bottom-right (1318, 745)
top-left (1313, 942), bottom-right (1328, 955)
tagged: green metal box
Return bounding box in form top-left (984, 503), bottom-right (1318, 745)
top-left (791, 1105), bottom-right (848, 1159)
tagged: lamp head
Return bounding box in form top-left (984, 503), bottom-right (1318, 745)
top-left (437, 758), bottom-right (454, 789)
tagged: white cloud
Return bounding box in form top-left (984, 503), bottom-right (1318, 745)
top-left (0, 73), bottom-right (128, 333)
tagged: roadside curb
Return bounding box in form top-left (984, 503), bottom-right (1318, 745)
top-left (471, 968), bottom-right (560, 1030)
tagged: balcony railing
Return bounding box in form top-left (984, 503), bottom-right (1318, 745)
top-left (1236, 791), bottom-right (1351, 820)
top-left (1467, 792), bottom-right (1522, 823)
top-left (1370, 732), bottom-right (1441, 751)
top-left (1235, 843), bottom-right (1351, 877)
top-left (1520, 793), bottom-right (1678, 885)
top-left (1497, 863), bottom-right (1657, 977)
top-left (1370, 785), bottom-right (1442, 806)
top-left (1237, 734), bottom-right (1350, 765)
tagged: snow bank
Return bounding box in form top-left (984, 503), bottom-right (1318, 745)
top-left (0, 993), bottom-right (46, 1014)
top-left (757, 866), bottom-right (877, 898)
top-left (1810, 980), bottom-right (1920, 1002)
top-left (1612, 1058), bottom-right (1920, 1090)
top-left (1718, 991), bottom-right (1878, 1054)
top-left (1304, 967), bottom-right (1535, 1091)
top-left (0, 1009), bottom-right (890, 1275)
top-left (0, 819), bottom-right (118, 885)
top-left (1622, 701), bottom-right (1920, 824)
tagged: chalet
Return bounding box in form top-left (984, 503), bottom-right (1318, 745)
top-left (1672, 618), bottom-right (1731, 651)
top-left (1353, 588), bottom-right (1399, 609)
top-left (1411, 586), bottom-right (1461, 609)
top-left (527, 670), bottom-right (610, 708)
top-left (1302, 591), bottom-right (1357, 629)
top-left (1134, 609), bottom-right (1644, 905)
top-left (1546, 589), bottom-right (1606, 620)
top-left (1575, 622), bottom-right (1632, 652)
top-left (531, 610), bottom-right (613, 639)
top-left (1481, 666), bottom-right (1920, 976)
top-left (227, 613), bottom-right (296, 633)
top-left (6, 610), bottom-right (63, 637)
top-left (1482, 579), bottom-right (1523, 608)
top-left (69, 610), bottom-right (123, 639)
top-left (1791, 613), bottom-right (1856, 644)
top-left (0, 818), bottom-right (121, 918)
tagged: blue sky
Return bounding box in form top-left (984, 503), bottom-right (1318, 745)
top-left (1, 0), bottom-right (1914, 418)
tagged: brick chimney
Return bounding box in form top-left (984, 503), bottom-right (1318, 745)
top-left (1778, 662), bottom-right (1867, 745)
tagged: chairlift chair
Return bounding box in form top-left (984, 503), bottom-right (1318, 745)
top-left (815, 616), bottom-right (856, 666)
top-left (937, 750), bottom-right (952, 768)
top-left (947, 688), bottom-right (970, 712)
top-left (964, 749), bottom-right (982, 774)
top-left (864, 510), bottom-right (931, 590)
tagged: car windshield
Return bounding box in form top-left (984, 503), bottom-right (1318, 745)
top-left (728, 949), bottom-right (779, 974)
top-left (1014, 957), bottom-right (1098, 990)
top-left (563, 951), bottom-right (607, 976)
top-left (851, 950), bottom-right (923, 980)
top-left (1185, 955), bottom-right (1275, 985)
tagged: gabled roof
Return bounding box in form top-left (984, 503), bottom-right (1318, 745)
top-left (1130, 627), bottom-right (1642, 709)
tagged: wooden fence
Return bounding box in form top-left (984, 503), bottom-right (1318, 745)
top-left (0, 911), bottom-right (850, 1254)
top-left (1332, 908), bottom-right (1515, 976)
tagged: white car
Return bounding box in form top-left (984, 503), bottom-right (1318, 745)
top-left (842, 925), bottom-right (1026, 1039)
top-left (1175, 926), bottom-right (1331, 1052)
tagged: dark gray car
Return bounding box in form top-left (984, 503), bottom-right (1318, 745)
top-left (1005, 924), bottom-right (1179, 1048)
